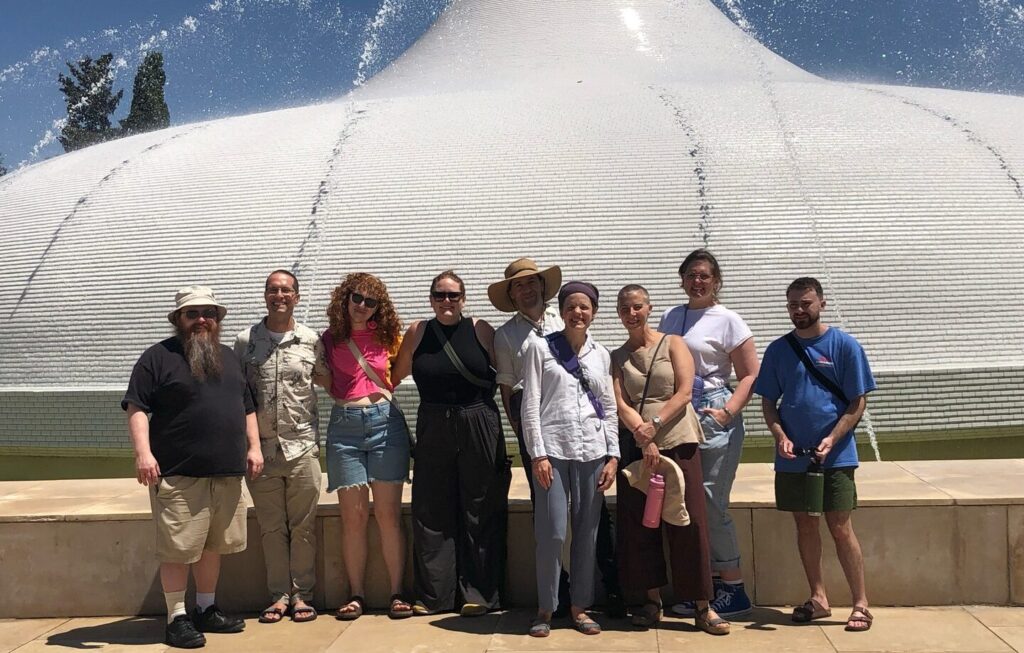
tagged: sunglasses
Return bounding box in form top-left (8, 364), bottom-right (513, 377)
top-left (183, 308), bottom-right (220, 320)
top-left (350, 293), bottom-right (379, 309)
top-left (431, 291), bottom-right (464, 301)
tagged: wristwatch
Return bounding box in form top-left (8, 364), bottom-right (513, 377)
top-left (651, 415), bottom-right (663, 431)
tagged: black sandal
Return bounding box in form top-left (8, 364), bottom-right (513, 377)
top-left (336, 595), bottom-right (364, 621)
top-left (259, 604), bottom-right (288, 624)
top-left (631, 600), bottom-right (662, 629)
top-left (388, 594), bottom-right (413, 619)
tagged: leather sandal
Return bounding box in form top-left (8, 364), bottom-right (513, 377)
top-left (792, 598), bottom-right (831, 623)
top-left (336, 595), bottom-right (364, 621)
top-left (631, 600), bottom-right (662, 629)
top-left (258, 604), bottom-right (287, 624)
top-left (845, 605), bottom-right (873, 632)
top-left (388, 594), bottom-right (413, 619)
top-left (291, 602), bottom-right (317, 623)
top-left (573, 613), bottom-right (601, 635)
top-left (695, 606), bottom-right (730, 636)
top-left (528, 617), bottom-right (551, 637)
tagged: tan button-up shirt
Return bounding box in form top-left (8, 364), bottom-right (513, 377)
top-left (234, 320), bottom-right (320, 461)
top-left (494, 305), bottom-right (564, 392)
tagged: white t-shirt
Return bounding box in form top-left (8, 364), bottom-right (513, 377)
top-left (658, 304), bottom-right (753, 388)
top-left (267, 329), bottom-right (290, 344)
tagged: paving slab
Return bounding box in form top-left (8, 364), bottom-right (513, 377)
top-left (822, 607), bottom-right (1014, 653)
top-left (968, 607), bottom-right (1024, 628)
top-left (990, 627), bottom-right (1024, 652)
top-left (896, 460), bottom-right (1024, 505)
top-left (326, 612), bottom-right (499, 653)
top-left (658, 607), bottom-right (837, 652)
top-left (489, 610), bottom-right (655, 651)
top-left (852, 461), bottom-right (953, 506)
top-left (14, 616), bottom-right (169, 652)
top-left (198, 615), bottom-right (350, 651)
top-left (0, 618), bottom-right (67, 653)
top-left (728, 463), bottom-right (775, 508)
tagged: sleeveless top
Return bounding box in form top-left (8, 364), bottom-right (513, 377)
top-left (412, 317), bottom-right (496, 405)
top-left (611, 335), bottom-right (703, 450)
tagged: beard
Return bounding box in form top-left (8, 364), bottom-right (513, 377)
top-left (176, 321), bottom-right (223, 382)
top-left (790, 312), bottom-right (820, 330)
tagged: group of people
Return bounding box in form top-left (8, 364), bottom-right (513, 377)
top-left (123, 249), bottom-right (876, 649)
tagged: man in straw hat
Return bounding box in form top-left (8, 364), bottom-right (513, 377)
top-left (123, 285), bottom-right (263, 649)
top-left (489, 259), bottom-right (624, 618)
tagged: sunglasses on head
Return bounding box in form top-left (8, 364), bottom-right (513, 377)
top-left (350, 292), bottom-right (379, 309)
top-left (183, 308), bottom-right (220, 320)
top-left (431, 291), bottom-right (463, 301)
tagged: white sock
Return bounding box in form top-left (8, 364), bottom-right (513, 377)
top-left (722, 579), bottom-right (744, 586)
top-left (165, 591), bottom-right (187, 624)
top-left (196, 592), bottom-right (215, 611)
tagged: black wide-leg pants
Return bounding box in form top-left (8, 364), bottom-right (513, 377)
top-left (412, 400), bottom-right (511, 612)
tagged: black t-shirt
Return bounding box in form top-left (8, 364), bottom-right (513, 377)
top-left (412, 317), bottom-right (496, 405)
top-left (122, 337), bottom-right (256, 477)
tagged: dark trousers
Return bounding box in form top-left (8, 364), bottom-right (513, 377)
top-left (510, 391), bottom-right (621, 599)
top-left (616, 441), bottom-right (714, 601)
top-left (412, 400), bottom-right (511, 612)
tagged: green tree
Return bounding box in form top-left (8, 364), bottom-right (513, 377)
top-left (120, 52), bottom-right (170, 135)
top-left (58, 53), bottom-right (123, 152)
top-left (0, 153), bottom-right (7, 177)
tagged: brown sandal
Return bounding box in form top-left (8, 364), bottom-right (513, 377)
top-left (695, 606), bottom-right (730, 636)
top-left (845, 605), bottom-right (873, 632)
top-left (335, 595), bottom-right (364, 621)
top-left (792, 598), bottom-right (831, 623)
top-left (631, 600), bottom-right (662, 629)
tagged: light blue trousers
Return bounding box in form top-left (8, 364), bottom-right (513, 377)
top-left (533, 457), bottom-right (604, 612)
top-left (699, 387), bottom-right (745, 571)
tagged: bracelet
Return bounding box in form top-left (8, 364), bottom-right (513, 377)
top-left (722, 406), bottom-right (735, 419)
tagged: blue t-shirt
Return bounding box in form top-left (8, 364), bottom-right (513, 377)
top-left (755, 327), bottom-right (876, 472)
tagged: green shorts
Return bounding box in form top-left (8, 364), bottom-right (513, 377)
top-left (775, 467), bottom-right (858, 513)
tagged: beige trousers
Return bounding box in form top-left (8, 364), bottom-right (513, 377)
top-left (246, 447), bottom-right (323, 603)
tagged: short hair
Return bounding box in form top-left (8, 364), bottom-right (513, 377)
top-left (678, 248), bottom-right (723, 295)
top-left (431, 269), bottom-right (465, 295)
top-left (617, 284), bottom-right (650, 303)
top-left (266, 269), bottom-right (299, 294)
top-left (787, 277), bottom-right (824, 298)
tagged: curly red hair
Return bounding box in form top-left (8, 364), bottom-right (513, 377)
top-left (326, 273), bottom-right (402, 349)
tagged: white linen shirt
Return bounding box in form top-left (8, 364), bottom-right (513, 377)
top-left (494, 305), bottom-right (564, 391)
top-left (520, 333), bottom-right (620, 462)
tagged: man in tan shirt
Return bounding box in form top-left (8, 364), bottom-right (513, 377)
top-left (235, 270), bottom-right (327, 623)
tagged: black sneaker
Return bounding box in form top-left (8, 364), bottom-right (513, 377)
top-left (192, 605), bottom-right (245, 633)
top-left (166, 614), bottom-right (206, 648)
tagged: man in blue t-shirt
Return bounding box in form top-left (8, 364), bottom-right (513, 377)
top-left (755, 277), bottom-right (876, 633)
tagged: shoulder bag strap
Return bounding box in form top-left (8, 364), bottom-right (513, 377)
top-left (546, 332), bottom-right (607, 420)
top-left (784, 332), bottom-right (848, 405)
top-left (344, 338), bottom-right (394, 401)
top-left (636, 334), bottom-right (668, 413)
top-left (429, 319), bottom-right (493, 389)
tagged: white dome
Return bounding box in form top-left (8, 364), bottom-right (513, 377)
top-left (2, 0), bottom-right (1023, 449)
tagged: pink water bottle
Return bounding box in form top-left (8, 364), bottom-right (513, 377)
top-left (642, 474), bottom-right (666, 528)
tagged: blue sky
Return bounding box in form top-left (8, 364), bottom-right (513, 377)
top-left (1, 0), bottom-right (1022, 170)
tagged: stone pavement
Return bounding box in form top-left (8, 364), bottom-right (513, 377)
top-left (3, 606), bottom-right (1024, 653)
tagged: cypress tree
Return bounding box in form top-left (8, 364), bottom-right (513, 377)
top-left (0, 153), bottom-right (7, 177)
top-left (120, 52), bottom-right (170, 135)
top-left (58, 53), bottom-right (124, 152)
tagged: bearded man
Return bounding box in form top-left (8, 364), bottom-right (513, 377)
top-left (123, 285), bottom-right (263, 649)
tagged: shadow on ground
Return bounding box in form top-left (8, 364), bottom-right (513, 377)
top-left (46, 616), bottom-right (163, 649)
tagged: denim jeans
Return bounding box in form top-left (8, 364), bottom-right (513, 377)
top-left (698, 386), bottom-right (744, 571)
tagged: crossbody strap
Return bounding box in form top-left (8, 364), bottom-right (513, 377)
top-left (784, 332), bottom-right (848, 405)
top-left (429, 319), bottom-right (493, 389)
top-left (344, 338), bottom-right (394, 401)
top-left (636, 335), bottom-right (669, 413)
top-left (546, 332), bottom-right (607, 420)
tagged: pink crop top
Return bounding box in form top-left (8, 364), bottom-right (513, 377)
top-left (321, 328), bottom-right (396, 401)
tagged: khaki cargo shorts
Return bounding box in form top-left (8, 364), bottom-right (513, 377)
top-left (149, 475), bottom-right (248, 564)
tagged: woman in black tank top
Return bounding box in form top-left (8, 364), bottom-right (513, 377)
top-left (393, 270), bottom-right (511, 616)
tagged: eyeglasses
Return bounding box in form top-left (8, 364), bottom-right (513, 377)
top-left (350, 293), bottom-right (379, 309)
top-left (683, 273), bottom-right (713, 283)
top-left (265, 287), bottom-right (296, 296)
top-left (431, 291), bottom-right (464, 301)
top-left (183, 308), bottom-right (220, 320)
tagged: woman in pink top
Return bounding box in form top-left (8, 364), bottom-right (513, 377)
top-left (317, 272), bottom-right (412, 620)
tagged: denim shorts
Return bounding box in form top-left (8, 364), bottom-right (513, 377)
top-left (326, 402), bottom-right (410, 492)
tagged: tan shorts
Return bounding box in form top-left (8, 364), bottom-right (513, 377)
top-left (149, 475), bottom-right (248, 564)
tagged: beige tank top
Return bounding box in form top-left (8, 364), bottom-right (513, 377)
top-left (612, 335), bottom-right (704, 449)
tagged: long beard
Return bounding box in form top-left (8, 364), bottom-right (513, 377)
top-left (177, 323), bottom-right (223, 382)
